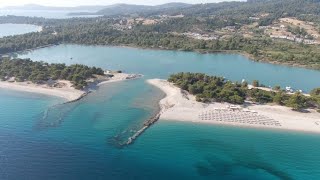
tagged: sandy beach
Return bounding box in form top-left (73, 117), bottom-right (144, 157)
top-left (0, 80), bottom-right (83, 101)
top-left (0, 73), bottom-right (140, 102)
top-left (97, 73), bottom-right (142, 86)
top-left (147, 79), bottom-right (320, 133)
top-left (38, 26), bottom-right (43, 32)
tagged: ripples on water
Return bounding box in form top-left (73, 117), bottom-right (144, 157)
top-left (34, 101), bottom-right (80, 130)
top-left (2, 80), bottom-right (320, 180)
top-left (34, 79), bottom-right (165, 148)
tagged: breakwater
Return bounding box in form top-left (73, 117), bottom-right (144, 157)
top-left (64, 92), bottom-right (90, 104)
top-left (125, 112), bottom-right (161, 145)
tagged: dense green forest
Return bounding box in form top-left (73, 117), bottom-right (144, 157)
top-left (168, 72), bottom-right (320, 111)
top-left (0, 58), bottom-right (104, 89)
top-left (0, 21), bottom-right (319, 69)
top-left (0, 0), bottom-right (320, 69)
top-left (85, 0), bottom-right (320, 20)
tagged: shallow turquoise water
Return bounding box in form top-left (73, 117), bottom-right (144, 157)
top-left (1, 87), bottom-right (320, 180)
top-left (0, 23), bottom-right (41, 38)
top-left (1, 44), bottom-right (320, 179)
top-left (18, 44), bottom-right (320, 92)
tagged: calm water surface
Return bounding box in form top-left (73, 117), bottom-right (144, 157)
top-left (0, 44), bottom-right (320, 179)
top-left (18, 44), bottom-right (320, 92)
top-left (0, 10), bottom-right (102, 19)
top-left (0, 23), bottom-right (41, 38)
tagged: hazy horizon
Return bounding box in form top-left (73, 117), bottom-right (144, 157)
top-left (0, 0), bottom-right (244, 8)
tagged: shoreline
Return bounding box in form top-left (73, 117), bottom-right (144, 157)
top-left (0, 80), bottom-right (84, 101)
top-left (147, 79), bottom-right (320, 134)
top-left (0, 73), bottom-right (141, 102)
top-left (2, 42), bottom-right (319, 71)
top-left (112, 44), bottom-right (320, 70)
top-left (97, 73), bottom-right (143, 86)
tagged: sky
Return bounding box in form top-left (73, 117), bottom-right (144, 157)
top-left (0, 0), bottom-right (241, 8)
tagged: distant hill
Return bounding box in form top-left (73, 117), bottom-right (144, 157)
top-left (2, 3), bottom-right (192, 14)
top-left (95, 4), bottom-right (152, 16)
top-left (155, 2), bottom-right (193, 9)
top-left (3, 0), bottom-right (320, 20)
top-left (3, 3), bottom-right (193, 17)
top-left (172, 0), bottom-right (320, 17)
top-left (75, 3), bottom-right (193, 16)
top-left (2, 4), bottom-right (106, 12)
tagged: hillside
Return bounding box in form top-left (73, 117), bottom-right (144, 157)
top-left (86, 3), bottom-right (192, 16)
top-left (1, 0), bottom-right (320, 69)
top-left (68, 0), bottom-right (320, 19)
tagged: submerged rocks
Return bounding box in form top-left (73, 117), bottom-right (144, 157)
top-left (126, 74), bottom-right (143, 80)
top-left (124, 111), bottom-right (161, 146)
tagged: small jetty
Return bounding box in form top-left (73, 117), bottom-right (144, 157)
top-left (124, 112), bottom-right (161, 146)
top-left (111, 88), bottom-right (168, 148)
top-left (63, 92), bottom-right (91, 104)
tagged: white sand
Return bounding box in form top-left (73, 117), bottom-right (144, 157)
top-left (147, 79), bottom-right (320, 133)
top-left (0, 80), bottom-right (83, 101)
top-left (0, 73), bottom-right (140, 102)
top-left (38, 26), bottom-right (43, 32)
top-left (97, 73), bottom-right (142, 86)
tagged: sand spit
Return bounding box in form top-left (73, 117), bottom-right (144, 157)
top-left (147, 79), bottom-right (320, 133)
top-left (0, 73), bottom-right (142, 102)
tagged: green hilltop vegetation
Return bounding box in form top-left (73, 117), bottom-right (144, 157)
top-left (93, 3), bottom-right (192, 16)
top-left (72, 0), bottom-right (320, 19)
top-left (168, 72), bottom-right (320, 112)
top-left (0, 58), bottom-right (104, 89)
top-left (0, 20), bottom-right (319, 69)
top-left (0, 0), bottom-right (320, 69)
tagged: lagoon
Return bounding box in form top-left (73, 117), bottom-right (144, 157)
top-left (0, 44), bottom-right (320, 179)
top-left (18, 44), bottom-right (320, 92)
top-left (0, 23), bottom-right (41, 38)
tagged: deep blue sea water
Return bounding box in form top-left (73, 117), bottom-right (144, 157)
top-left (0, 44), bottom-right (320, 179)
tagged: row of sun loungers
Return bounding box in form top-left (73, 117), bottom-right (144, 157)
top-left (198, 109), bottom-right (281, 127)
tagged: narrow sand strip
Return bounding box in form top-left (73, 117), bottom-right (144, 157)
top-left (0, 80), bottom-right (83, 101)
top-left (0, 73), bottom-right (140, 102)
top-left (97, 73), bottom-right (142, 86)
top-left (147, 79), bottom-right (320, 133)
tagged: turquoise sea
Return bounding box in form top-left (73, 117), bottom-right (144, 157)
top-left (18, 44), bottom-right (320, 92)
top-left (1, 44), bottom-right (320, 179)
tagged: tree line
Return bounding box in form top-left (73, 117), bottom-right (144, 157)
top-left (168, 72), bottom-right (320, 112)
top-left (1, 24), bottom-right (319, 69)
top-left (0, 58), bottom-right (104, 89)
top-left (1, 6), bottom-right (320, 69)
